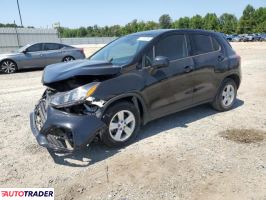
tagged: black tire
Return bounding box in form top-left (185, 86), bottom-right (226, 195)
top-left (62, 56), bottom-right (75, 62)
top-left (101, 101), bottom-right (140, 148)
top-left (212, 78), bottom-right (237, 112)
top-left (0, 60), bottom-right (17, 74)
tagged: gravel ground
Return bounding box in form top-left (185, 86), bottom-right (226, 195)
top-left (0, 42), bottom-right (265, 200)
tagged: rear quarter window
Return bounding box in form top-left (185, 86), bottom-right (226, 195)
top-left (211, 37), bottom-right (221, 51)
top-left (190, 34), bottom-right (220, 56)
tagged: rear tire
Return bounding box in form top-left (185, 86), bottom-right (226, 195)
top-left (212, 78), bottom-right (237, 111)
top-left (62, 56), bottom-right (75, 62)
top-left (0, 60), bottom-right (17, 74)
top-left (101, 101), bottom-right (140, 148)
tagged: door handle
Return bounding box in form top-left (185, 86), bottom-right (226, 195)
top-left (218, 55), bottom-right (225, 62)
top-left (184, 66), bottom-right (193, 73)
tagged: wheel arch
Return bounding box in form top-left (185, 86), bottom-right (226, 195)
top-left (225, 74), bottom-right (240, 89)
top-left (62, 55), bottom-right (75, 62)
top-left (0, 59), bottom-right (18, 67)
top-left (101, 93), bottom-right (148, 125)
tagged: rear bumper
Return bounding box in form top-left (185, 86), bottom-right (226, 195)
top-left (30, 100), bottom-right (106, 153)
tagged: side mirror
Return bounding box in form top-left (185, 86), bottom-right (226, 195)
top-left (22, 49), bottom-right (27, 54)
top-left (151, 56), bottom-right (169, 69)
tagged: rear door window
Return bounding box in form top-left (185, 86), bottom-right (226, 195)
top-left (44, 43), bottom-right (62, 51)
top-left (27, 43), bottom-right (43, 52)
top-left (190, 34), bottom-right (216, 55)
top-left (155, 34), bottom-right (187, 60)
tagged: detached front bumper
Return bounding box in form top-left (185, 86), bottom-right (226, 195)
top-left (30, 99), bottom-right (106, 152)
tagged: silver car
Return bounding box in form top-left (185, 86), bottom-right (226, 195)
top-left (0, 43), bottom-right (86, 74)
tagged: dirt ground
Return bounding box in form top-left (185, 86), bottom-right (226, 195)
top-left (0, 42), bottom-right (266, 200)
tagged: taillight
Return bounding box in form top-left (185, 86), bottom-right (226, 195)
top-left (79, 48), bottom-right (84, 55)
top-left (236, 53), bottom-right (241, 65)
top-left (236, 53), bottom-right (241, 60)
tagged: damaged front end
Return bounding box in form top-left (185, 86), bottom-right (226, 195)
top-left (30, 81), bottom-right (109, 153)
top-left (30, 59), bottom-right (123, 152)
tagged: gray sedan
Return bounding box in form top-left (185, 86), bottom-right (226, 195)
top-left (0, 43), bottom-right (86, 74)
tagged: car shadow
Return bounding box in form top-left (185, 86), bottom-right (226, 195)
top-left (0, 68), bottom-right (43, 75)
top-left (18, 68), bottom-right (44, 73)
top-left (48, 99), bottom-right (244, 167)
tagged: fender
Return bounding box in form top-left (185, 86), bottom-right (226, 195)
top-left (101, 92), bottom-right (150, 125)
top-left (219, 71), bottom-right (241, 88)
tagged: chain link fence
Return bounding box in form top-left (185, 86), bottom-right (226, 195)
top-left (0, 28), bottom-right (60, 53)
top-left (0, 28), bottom-right (116, 53)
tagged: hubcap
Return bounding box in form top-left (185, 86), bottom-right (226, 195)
top-left (1, 61), bottom-right (16, 74)
top-left (64, 57), bottom-right (73, 62)
top-left (109, 110), bottom-right (136, 142)
top-left (222, 84), bottom-right (235, 107)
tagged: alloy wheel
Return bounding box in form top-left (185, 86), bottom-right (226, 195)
top-left (109, 110), bottom-right (136, 142)
top-left (1, 61), bottom-right (16, 74)
top-left (222, 84), bottom-right (235, 107)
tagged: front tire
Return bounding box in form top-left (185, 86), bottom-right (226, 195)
top-left (101, 101), bottom-right (140, 147)
top-left (0, 60), bottom-right (17, 74)
top-left (212, 78), bottom-right (237, 111)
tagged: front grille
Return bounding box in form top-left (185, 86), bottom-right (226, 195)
top-left (47, 132), bottom-right (74, 151)
top-left (34, 96), bottom-right (74, 151)
top-left (35, 99), bottom-right (47, 131)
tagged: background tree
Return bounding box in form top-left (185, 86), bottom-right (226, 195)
top-left (3, 4), bottom-right (265, 37)
top-left (190, 15), bottom-right (203, 29)
top-left (0, 23), bottom-right (22, 28)
top-left (109, 25), bottom-right (122, 36)
top-left (178, 17), bottom-right (191, 28)
top-left (238, 4), bottom-right (256, 33)
top-left (219, 13), bottom-right (238, 34)
top-left (159, 14), bottom-right (172, 29)
top-left (172, 19), bottom-right (179, 28)
top-left (144, 21), bottom-right (159, 30)
top-left (204, 13), bottom-right (219, 31)
top-left (253, 7), bottom-right (266, 33)
top-left (77, 27), bottom-right (87, 37)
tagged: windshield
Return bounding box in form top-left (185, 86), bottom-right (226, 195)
top-left (17, 44), bottom-right (30, 53)
top-left (90, 35), bottom-right (153, 65)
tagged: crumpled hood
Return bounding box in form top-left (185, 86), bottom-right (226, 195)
top-left (42, 59), bottom-right (122, 84)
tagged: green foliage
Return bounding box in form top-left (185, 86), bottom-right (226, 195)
top-left (0, 23), bottom-right (23, 28)
top-left (203, 13), bottom-right (219, 31)
top-left (219, 13), bottom-right (238, 34)
top-left (253, 7), bottom-right (266, 33)
top-left (190, 15), bottom-right (204, 29)
top-left (176, 17), bottom-right (190, 29)
top-left (1, 4), bottom-right (265, 36)
top-left (57, 5), bottom-right (265, 37)
top-left (159, 14), bottom-right (172, 29)
top-left (238, 4), bottom-right (256, 33)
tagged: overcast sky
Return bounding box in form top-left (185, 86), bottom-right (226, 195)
top-left (1, 0), bottom-right (265, 28)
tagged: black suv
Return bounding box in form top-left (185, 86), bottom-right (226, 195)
top-left (30, 29), bottom-right (241, 152)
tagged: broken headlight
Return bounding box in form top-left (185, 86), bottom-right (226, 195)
top-left (50, 82), bottom-right (100, 108)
